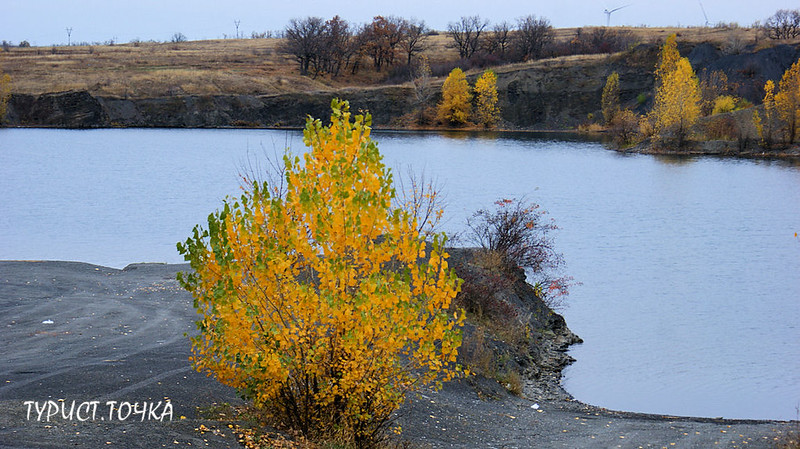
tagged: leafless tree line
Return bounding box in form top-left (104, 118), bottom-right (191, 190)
top-left (283, 15), bottom-right (429, 78)
top-left (447, 15), bottom-right (555, 62)
top-left (763, 9), bottom-right (800, 40)
top-left (283, 14), bottom-right (637, 78)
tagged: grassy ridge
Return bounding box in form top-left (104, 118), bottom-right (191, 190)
top-left (0, 26), bottom-right (766, 99)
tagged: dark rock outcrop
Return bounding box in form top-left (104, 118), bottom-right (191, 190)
top-left (8, 87), bottom-right (416, 129)
top-left (6, 42), bottom-right (799, 129)
top-left (8, 90), bottom-right (107, 128)
top-left (448, 248), bottom-right (582, 397)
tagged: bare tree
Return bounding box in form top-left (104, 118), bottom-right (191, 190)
top-left (399, 19), bottom-right (429, 66)
top-left (411, 56), bottom-right (434, 123)
top-left (487, 21), bottom-right (513, 60)
top-left (764, 9), bottom-right (800, 39)
top-left (514, 15), bottom-right (553, 61)
top-left (284, 17), bottom-right (327, 76)
top-left (447, 16), bottom-right (489, 59)
top-left (320, 16), bottom-right (353, 77)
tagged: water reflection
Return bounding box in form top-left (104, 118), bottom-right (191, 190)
top-left (1, 128), bottom-right (798, 420)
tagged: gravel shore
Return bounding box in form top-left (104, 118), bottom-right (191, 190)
top-left (0, 261), bottom-right (794, 448)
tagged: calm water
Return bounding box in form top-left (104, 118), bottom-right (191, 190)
top-left (1, 128), bottom-right (798, 421)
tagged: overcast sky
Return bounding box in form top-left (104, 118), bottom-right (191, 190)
top-left (2, 0), bottom-right (796, 46)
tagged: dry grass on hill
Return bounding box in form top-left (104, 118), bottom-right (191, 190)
top-left (0, 26), bottom-right (783, 99)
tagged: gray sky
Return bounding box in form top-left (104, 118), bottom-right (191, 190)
top-left (2, 0), bottom-right (796, 46)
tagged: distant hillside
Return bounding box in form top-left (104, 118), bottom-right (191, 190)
top-left (4, 26), bottom-right (800, 129)
top-left (0, 26), bottom-right (769, 98)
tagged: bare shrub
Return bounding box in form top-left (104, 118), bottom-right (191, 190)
top-left (467, 199), bottom-right (562, 274)
top-left (763, 9), bottom-right (800, 39)
top-left (466, 198), bottom-right (572, 309)
top-left (569, 27), bottom-right (636, 55)
top-left (704, 115), bottom-right (739, 140)
top-left (610, 109), bottom-right (641, 146)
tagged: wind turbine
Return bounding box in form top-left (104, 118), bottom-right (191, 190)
top-left (604, 4), bottom-right (631, 27)
top-left (698, 0), bottom-right (710, 27)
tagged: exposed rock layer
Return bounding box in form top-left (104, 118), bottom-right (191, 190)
top-left (6, 43), bottom-right (800, 129)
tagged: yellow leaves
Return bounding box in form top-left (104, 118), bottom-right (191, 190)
top-left (437, 68), bottom-right (471, 125)
top-left (474, 69), bottom-right (500, 128)
top-left (775, 57), bottom-right (800, 143)
top-left (655, 34), bottom-right (680, 90)
top-left (0, 71), bottom-right (9, 124)
top-left (650, 56), bottom-right (701, 144)
top-left (436, 68), bottom-right (501, 127)
top-left (178, 99), bottom-right (464, 443)
top-left (711, 95), bottom-right (738, 115)
top-left (601, 72), bottom-right (620, 126)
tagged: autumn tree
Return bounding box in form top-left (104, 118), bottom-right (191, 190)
top-left (699, 70), bottom-right (732, 116)
top-left (178, 100), bottom-right (464, 446)
top-left (601, 71), bottom-right (639, 146)
top-left (360, 16), bottom-right (404, 71)
top-left (0, 71), bottom-right (10, 124)
top-left (753, 80), bottom-right (780, 148)
top-left (437, 68), bottom-right (472, 125)
top-left (474, 69), bottom-right (500, 128)
top-left (447, 16), bottom-right (488, 59)
top-left (775, 57), bottom-right (800, 144)
top-left (711, 95), bottom-right (738, 115)
top-left (654, 34), bottom-right (680, 91)
top-left (601, 72), bottom-right (620, 126)
top-left (650, 57), bottom-right (701, 145)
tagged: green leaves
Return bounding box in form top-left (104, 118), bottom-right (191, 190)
top-left (176, 100), bottom-right (464, 445)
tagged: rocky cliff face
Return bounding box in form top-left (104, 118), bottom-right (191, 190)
top-left (6, 53), bottom-right (639, 129)
top-left (7, 43), bottom-right (798, 129)
top-left (491, 52), bottom-right (655, 128)
top-left (447, 247), bottom-right (582, 397)
top-left (7, 87), bottom-right (417, 129)
top-left (7, 90), bottom-right (108, 128)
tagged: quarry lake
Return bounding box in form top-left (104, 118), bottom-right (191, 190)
top-left (1, 127), bottom-right (798, 421)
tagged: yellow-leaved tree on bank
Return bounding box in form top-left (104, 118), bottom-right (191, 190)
top-left (641, 34), bottom-right (682, 139)
top-left (649, 56), bottom-right (701, 146)
top-left (178, 99), bottom-right (464, 446)
top-left (753, 80), bottom-right (780, 148)
top-left (775, 57), bottom-right (800, 144)
top-left (474, 69), bottom-right (500, 128)
top-left (0, 70), bottom-right (11, 124)
top-left (654, 34), bottom-right (680, 90)
top-left (437, 67), bottom-right (471, 125)
top-left (601, 71), bottom-right (620, 126)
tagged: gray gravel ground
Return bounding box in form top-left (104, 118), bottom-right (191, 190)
top-left (0, 261), bottom-right (794, 448)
